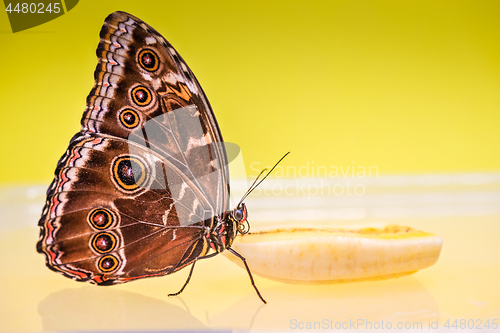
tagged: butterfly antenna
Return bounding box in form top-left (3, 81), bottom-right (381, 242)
top-left (238, 169), bottom-right (267, 204)
top-left (238, 152), bottom-right (290, 206)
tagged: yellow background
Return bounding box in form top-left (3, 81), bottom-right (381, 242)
top-left (1, 0), bottom-right (499, 184)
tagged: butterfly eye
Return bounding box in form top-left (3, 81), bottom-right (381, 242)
top-left (236, 203), bottom-right (250, 234)
top-left (138, 49), bottom-right (159, 72)
top-left (234, 209), bottom-right (244, 221)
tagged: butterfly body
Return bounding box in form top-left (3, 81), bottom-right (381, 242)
top-left (36, 11), bottom-right (265, 302)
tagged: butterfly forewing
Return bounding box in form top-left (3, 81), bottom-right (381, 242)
top-left (37, 11), bottom-right (230, 285)
top-left (83, 11), bottom-right (229, 214)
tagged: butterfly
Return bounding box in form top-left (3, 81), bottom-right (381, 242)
top-left (37, 11), bottom-right (267, 303)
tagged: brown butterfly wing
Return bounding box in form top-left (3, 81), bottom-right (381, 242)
top-left (83, 11), bottom-right (228, 212)
top-left (37, 12), bottom-right (229, 284)
top-left (37, 134), bottom-right (214, 284)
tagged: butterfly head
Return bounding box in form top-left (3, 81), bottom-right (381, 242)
top-left (232, 203), bottom-right (250, 234)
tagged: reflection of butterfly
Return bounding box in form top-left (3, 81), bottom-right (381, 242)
top-left (37, 11), bottom-right (265, 303)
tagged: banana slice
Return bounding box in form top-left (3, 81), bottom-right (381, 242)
top-left (224, 225), bottom-right (443, 283)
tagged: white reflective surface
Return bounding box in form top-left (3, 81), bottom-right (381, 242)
top-left (1, 174), bottom-right (499, 332)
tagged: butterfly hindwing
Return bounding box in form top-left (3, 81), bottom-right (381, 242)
top-left (38, 133), bottom-right (213, 284)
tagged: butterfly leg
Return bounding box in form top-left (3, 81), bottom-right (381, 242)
top-left (227, 248), bottom-right (267, 304)
top-left (168, 252), bottom-right (219, 298)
